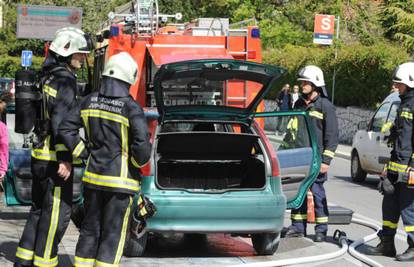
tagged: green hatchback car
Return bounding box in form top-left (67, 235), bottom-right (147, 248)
top-left (3, 59), bottom-right (320, 257)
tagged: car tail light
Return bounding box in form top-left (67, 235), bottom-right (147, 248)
top-left (140, 118), bottom-right (158, 177)
top-left (253, 121), bottom-right (279, 177)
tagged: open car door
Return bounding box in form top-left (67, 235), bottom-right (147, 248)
top-left (254, 111), bottom-right (321, 209)
top-left (2, 115), bottom-right (83, 206)
top-left (3, 148), bottom-right (84, 206)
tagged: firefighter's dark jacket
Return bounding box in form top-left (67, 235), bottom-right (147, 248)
top-left (59, 77), bottom-right (152, 195)
top-left (32, 54), bottom-right (79, 164)
top-left (388, 89), bottom-right (414, 174)
top-left (294, 95), bottom-right (339, 165)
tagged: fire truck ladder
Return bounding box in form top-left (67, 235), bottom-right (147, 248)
top-left (108, 0), bottom-right (182, 36)
top-left (225, 28), bottom-right (249, 107)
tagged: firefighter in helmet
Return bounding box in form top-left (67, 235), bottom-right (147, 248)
top-left (59, 52), bottom-right (151, 266)
top-left (284, 65), bottom-right (339, 242)
top-left (365, 62), bottom-right (414, 261)
top-left (14, 27), bottom-right (92, 267)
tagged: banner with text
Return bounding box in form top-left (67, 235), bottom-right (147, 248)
top-left (17, 5), bottom-right (82, 40)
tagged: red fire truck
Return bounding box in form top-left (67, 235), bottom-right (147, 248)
top-left (93, 0), bottom-right (265, 114)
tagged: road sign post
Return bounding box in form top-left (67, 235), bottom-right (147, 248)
top-left (21, 50), bottom-right (33, 68)
top-left (313, 14), bottom-right (340, 104)
top-left (331, 16), bottom-right (340, 105)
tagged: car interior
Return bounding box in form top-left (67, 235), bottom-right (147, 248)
top-left (156, 121), bottom-right (266, 190)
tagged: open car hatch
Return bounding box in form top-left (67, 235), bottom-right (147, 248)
top-left (153, 59), bottom-right (286, 121)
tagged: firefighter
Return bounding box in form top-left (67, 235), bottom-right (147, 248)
top-left (14, 27), bottom-right (92, 267)
top-left (284, 65), bottom-right (339, 242)
top-left (365, 62), bottom-right (414, 261)
top-left (59, 52), bottom-right (151, 266)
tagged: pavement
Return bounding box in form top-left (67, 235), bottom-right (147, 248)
top-left (0, 199), bottom-right (77, 267)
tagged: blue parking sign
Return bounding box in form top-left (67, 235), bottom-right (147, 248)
top-left (21, 50), bottom-right (33, 67)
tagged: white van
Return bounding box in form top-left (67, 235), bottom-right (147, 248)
top-left (351, 92), bottom-right (400, 182)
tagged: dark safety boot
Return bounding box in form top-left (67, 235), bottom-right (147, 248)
top-left (365, 235), bottom-right (396, 257)
top-left (314, 232), bottom-right (327, 242)
top-left (284, 228), bottom-right (305, 238)
top-left (396, 238), bottom-right (414, 261)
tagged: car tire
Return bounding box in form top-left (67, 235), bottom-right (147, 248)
top-left (351, 151), bottom-right (367, 182)
top-left (251, 232), bottom-right (280, 255)
top-left (124, 230), bottom-right (148, 257)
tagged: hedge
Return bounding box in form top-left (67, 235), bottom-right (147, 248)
top-left (263, 42), bottom-right (410, 108)
top-left (0, 55), bottom-right (43, 78)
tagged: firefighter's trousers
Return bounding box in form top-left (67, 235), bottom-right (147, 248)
top-left (290, 173), bottom-right (329, 234)
top-left (382, 182), bottom-right (414, 244)
top-left (74, 188), bottom-right (133, 267)
top-left (15, 160), bottom-right (73, 267)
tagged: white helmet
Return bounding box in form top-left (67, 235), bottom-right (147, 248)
top-left (393, 62), bottom-right (414, 88)
top-left (49, 27), bottom-right (91, 57)
top-left (297, 65), bottom-right (325, 87)
top-left (102, 52), bottom-right (138, 85)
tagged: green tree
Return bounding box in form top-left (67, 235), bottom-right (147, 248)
top-left (382, 0), bottom-right (414, 53)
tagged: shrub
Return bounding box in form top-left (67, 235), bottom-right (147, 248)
top-left (263, 42), bottom-right (409, 108)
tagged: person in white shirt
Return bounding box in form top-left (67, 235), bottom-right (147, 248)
top-left (292, 84), bottom-right (300, 109)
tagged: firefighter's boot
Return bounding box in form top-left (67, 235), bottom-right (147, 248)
top-left (396, 238), bottom-right (414, 262)
top-left (365, 235), bottom-right (396, 257)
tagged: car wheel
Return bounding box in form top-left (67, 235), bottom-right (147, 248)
top-left (124, 230), bottom-right (148, 257)
top-left (251, 232), bottom-right (280, 255)
top-left (351, 151), bottom-right (367, 182)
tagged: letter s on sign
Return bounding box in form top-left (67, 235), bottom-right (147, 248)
top-left (321, 17), bottom-right (331, 31)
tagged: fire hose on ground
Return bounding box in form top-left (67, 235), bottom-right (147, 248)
top-left (229, 217), bottom-right (384, 267)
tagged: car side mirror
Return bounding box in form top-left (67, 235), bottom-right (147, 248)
top-left (357, 121), bottom-right (368, 130)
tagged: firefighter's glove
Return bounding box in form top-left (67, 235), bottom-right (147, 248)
top-left (131, 194), bottom-right (157, 239)
top-left (378, 176), bottom-right (395, 195)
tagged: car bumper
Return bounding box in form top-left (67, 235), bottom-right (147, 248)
top-left (142, 177), bottom-right (286, 233)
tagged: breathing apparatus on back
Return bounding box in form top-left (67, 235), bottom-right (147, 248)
top-left (14, 27), bottom-right (93, 146)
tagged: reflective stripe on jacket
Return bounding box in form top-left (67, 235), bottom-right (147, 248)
top-left (59, 77), bottom-right (152, 195)
top-left (294, 95), bottom-right (339, 165)
top-left (32, 65), bottom-right (80, 165)
top-left (388, 90), bottom-right (414, 173)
